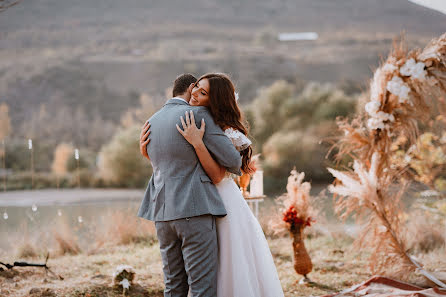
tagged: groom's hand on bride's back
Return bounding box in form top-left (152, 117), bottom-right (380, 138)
top-left (140, 121), bottom-right (151, 161)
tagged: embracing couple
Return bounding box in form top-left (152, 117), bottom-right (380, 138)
top-left (137, 73), bottom-right (284, 297)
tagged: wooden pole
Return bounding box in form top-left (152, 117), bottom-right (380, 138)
top-left (77, 158), bottom-right (80, 188)
top-left (31, 147), bottom-right (34, 189)
top-left (2, 139), bottom-right (5, 192)
top-left (75, 149), bottom-right (80, 188)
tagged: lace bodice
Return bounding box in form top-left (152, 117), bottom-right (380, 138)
top-left (224, 128), bottom-right (252, 152)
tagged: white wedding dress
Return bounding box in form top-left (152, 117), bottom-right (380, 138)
top-left (215, 129), bottom-right (285, 297)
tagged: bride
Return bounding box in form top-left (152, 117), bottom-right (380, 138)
top-left (141, 73), bottom-right (284, 297)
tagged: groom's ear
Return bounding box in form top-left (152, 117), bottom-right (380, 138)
top-left (188, 83), bottom-right (195, 93)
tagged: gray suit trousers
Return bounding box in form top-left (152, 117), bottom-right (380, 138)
top-left (155, 215), bottom-right (217, 297)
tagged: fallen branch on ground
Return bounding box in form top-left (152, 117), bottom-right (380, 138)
top-left (0, 253), bottom-right (64, 280)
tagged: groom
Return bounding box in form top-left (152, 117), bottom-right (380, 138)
top-left (138, 74), bottom-right (242, 297)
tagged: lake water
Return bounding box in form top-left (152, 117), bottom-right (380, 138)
top-left (0, 190), bottom-right (145, 252)
top-left (0, 186), bottom-right (359, 253)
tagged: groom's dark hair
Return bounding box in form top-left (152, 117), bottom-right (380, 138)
top-left (172, 74), bottom-right (197, 97)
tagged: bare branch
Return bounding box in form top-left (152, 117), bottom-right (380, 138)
top-left (0, 253), bottom-right (64, 280)
top-left (0, 0), bottom-right (22, 13)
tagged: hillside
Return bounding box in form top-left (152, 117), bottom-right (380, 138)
top-left (0, 0), bottom-right (445, 135)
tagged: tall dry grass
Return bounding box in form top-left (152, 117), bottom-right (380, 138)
top-left (96, 210), bottom-right (156, 246)
top-left (13, 223), bottom-right (38, 259)
top-left (406, 211), bottom-right (445, 253)
top-left (52, 220), bottom-right (82, 255)
top-left (7, 209), bottom-right (156, 259)
top-left (16, 242), bottom-right (38, 259)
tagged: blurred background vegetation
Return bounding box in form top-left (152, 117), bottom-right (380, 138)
top-left (0, 80), bottom-right (359, 194)
top-left (246, 80), bottom-right (358, 193)
top-left (0, 0), bottom-right (444, 194)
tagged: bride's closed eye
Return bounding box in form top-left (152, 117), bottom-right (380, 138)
top-left (195, 86), bottom-right (207, 96)
top-left (194, 82), bottom-right (207, 95)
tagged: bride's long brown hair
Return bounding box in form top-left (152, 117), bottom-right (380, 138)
top-left (195, 73), bottom-right (254, 174)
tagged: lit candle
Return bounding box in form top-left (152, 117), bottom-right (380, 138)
top-left (250, 170), bottom-right (263, 197)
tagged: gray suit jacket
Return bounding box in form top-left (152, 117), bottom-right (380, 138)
top-left (137, 98), bottom-right (242, 222)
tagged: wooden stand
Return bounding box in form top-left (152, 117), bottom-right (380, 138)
top-left (235, 171), bottom-right (265, 217)
top-left (244, 195), bottom-right (265, 217)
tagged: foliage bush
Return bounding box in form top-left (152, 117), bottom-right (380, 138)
top-left (262, 129), bottom-right (333, 193)
top-left (6, 172), bottom-right (63, 190)
top-left (249, 80), bottom-right (294, 147)
top-left (66, 148), bottom-right (96, 172)
top-left (247, 81), bottom-right (358, 194)
top-left (4, 170), bottom-right (111, 191)
top-left (3, 79), bottom-right (358, 193)
top-left (5, 138), bottom-right (53, 172)
top-left (98, 125), bottom-right (152, 188)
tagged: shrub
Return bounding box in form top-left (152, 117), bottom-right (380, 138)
top-left (52, 220), bottom-right (81, 255)
top-left (98, 125), bottom-right (152, 188)
top-left (6, 172), bottom-right (61, 190)
top-left (16, 242), bottom-right (38, 259)
top-left (314, 96), bottom-right (356, 121)
top-left (51, 143), bottom-right (74, 175)
top-left (250, 80), bottom-right (294, 147)
top-left (5, 138), bottom-right (53, 172)
top-left (97, 211), bottom-right (156, 246)
top-left (246, 80), bottom-right (358, 194)
top-left (262, 129), bottom-right (332, 194)
top-left (66, 148), bottom-right (95, 172)
top-left (406, 212), bottom-right (445, 253)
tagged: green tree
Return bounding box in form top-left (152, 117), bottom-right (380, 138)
top-left (246, 80), bottom-right (358, 194)
top-left (250, 80), bottom-right (294, 147)
top-left (98, 125), bottom-right (152, 188)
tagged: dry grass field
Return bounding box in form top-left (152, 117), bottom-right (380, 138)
top-left (0, 230), bottom-right (366, 297)
top-left (1, 204), bottom-right (444, 297)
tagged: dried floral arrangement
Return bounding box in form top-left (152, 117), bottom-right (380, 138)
top-left (271, 170), bottom-right (315, 280)
top-left (327, 33), bottom-right (446, 283)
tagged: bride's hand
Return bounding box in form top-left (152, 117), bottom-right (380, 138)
top-left (140, 121), bottom-right (151, 161)
top-left (176, 110), bottom-right (205, 148)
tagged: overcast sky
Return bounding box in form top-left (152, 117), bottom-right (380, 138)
top-left (409, 0), bottom-right (446, 14)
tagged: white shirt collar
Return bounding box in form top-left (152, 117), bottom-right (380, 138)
top-left (172, 97), bottom-right (189, 104)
